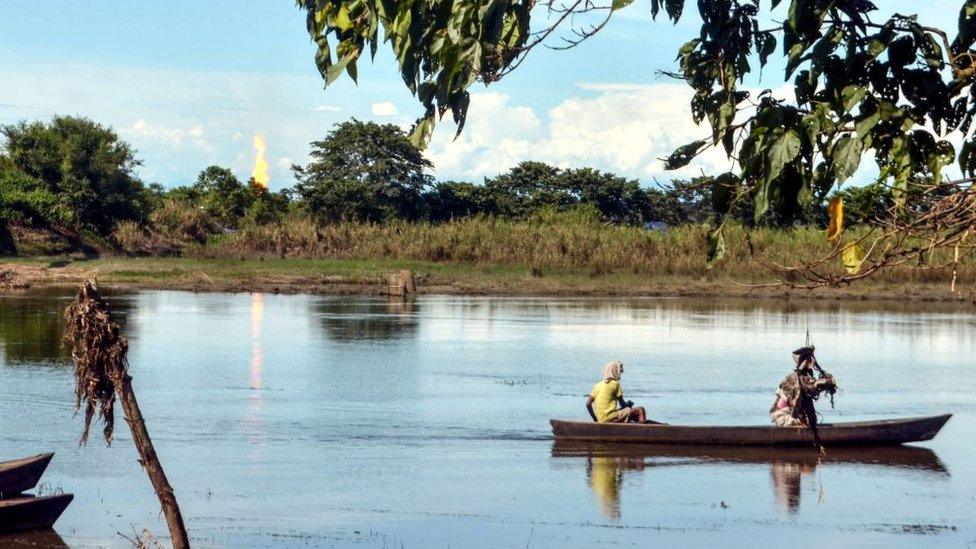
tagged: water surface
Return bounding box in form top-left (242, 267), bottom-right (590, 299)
top-left (0, 290), bottom-right (973, 547)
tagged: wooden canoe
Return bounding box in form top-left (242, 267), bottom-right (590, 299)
top-left (0, 454), bottom-right (54, 497)
top-left (0, 494), bottom-right (74, 534)
top-left (550, 414), bottom-right (952, 446)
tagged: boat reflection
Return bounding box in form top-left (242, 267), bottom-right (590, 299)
top-left (0, 528), bottom-right (69, 547)
top-left (553, 440), bottom-right (947, 517)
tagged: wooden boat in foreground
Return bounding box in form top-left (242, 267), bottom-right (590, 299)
top-left (550, 414), bottom-right (952, 446)
top-left (0, 494), bottom-right (74, 534)
top-left (0, 454), bottom-right (54, 496)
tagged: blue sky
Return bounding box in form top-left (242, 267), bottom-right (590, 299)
top-left (0, 1), bottom-right (960, 190)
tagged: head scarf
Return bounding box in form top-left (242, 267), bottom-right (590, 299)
top-left (602, 361), bottom-right (623, 382)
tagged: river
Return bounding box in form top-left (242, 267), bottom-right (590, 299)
top-left (0, 290), bottom-right (973, 547)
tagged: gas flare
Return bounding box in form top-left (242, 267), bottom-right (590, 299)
top-left (251, 134), bottom-right (269, 189)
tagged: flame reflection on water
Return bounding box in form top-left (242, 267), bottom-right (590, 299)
top-left (250, 292), bottom-right (264, 391)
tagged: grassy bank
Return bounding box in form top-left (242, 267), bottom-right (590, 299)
top-left (2, 219), bottom-right (973, 302)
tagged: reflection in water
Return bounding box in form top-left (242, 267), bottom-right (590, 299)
top-left (315, 296), bottom-right (419, 341)
top-left (587, 456), bottom-right (645, 520)
top-left (0, 529), bottom-right (70, 547)
top-left (770, 461), bottom-right (815, 513)
top-left (246, 293), bottom-right (267, 455)
top-left (0, 290), bottom-right (134, 365)
top-left (250, 293), bottom-right (264, 391)
top-left (554, 441), bottom-right (948, 518)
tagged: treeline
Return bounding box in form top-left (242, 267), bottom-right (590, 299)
top-left (0, 115), bottom-right (894, 256)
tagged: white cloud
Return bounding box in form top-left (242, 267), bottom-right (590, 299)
top-left (124, 119), bottom-right (212, 152)
top-left (427, 85), bottom-right (734, 182)
top-left (312, 104), bottom-right (342, 112)
top-left (576, 82), bottom-right (658, 92)
top-left (426, 93), bottom-right (541, 180)
top-left (276, 157), bottom-right (293, 169)
top-left (127, 119), bottom-right (185, 145)
top-left (371, 101), bottom-right (399, 117)
top-left (0, 56), bottom-right (419, 187)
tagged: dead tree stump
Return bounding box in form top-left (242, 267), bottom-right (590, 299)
top-left (387, 269), bottom-right (416, 296)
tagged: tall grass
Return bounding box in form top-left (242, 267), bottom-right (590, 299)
top-left (183, 215), bottom-right (972, 285)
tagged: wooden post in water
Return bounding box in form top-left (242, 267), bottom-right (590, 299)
top-left (64, 280), bottom-right (190, 549)
top-left (387, 269), bottom-right (416, 296)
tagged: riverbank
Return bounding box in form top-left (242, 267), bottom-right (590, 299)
top-left (2, 256), bottom-right (972, 303)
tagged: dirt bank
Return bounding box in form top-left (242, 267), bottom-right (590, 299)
top-left (3, 257), bottom-right (974, 307)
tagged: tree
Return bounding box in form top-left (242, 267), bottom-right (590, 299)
top-left (480, 161), bottom-right (654, 224)
top-left (559, 167), bottom-right (652, 225)
top-left (483, 161), bottom-right (569, 217)
top-left (0, 116), bottom-right (148, 234)
top-left (833, 183), bottom-right (892, 225)
top-left (299, 1), bottom-right (976, 285)
top-left (192, 166), bottom-right (254, 226)
top-left (244, 179), bottom-right (292, 225)
top-left (293, 120), bottom-right (433, 222)
top-left (423, 181), bottom-right (488, 221)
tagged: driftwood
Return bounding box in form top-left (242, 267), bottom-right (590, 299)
top-left (64, 280), bottom-right (190, 548)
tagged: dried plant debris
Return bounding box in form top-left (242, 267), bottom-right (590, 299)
top-left (63, 279), bottom-right (129, 445)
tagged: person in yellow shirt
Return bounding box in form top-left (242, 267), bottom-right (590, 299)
top-left (585, 361), bottom-right (646, 423)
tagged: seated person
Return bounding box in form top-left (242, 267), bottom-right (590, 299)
top-left (586, 361), bottom-right (646, 423)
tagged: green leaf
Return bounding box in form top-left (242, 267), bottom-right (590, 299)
top-left (611, 0), bottom-right (635, 9)
top-left (753, 180), bottom-right (770, 223)
top-left (891, 168), bottom-right (910, 208)
top-left (929, 140), bottom-right (955, 181)
top-left (800, 113), bottom-right (821, 147)
top-left (766, 130), bottom-right (802, 182)
top-left (960, 139), bottom-right (976, 176)
top-left (832, 136), bottom-right (863, 182)
top-left (664, 140), bottom-right (707, 170)
top-left (709, 102), bottom-right (735, 144)
top-left (758, 33), bottom-right (777, 68)
top-left (855, 110), bottom-right (881, 138)
top-left (841, 85), bottom-right (867, 113)
top-left (952, 0), bottom-right (976, 52)
top-left (665, 0), bottom-right (684, 22)
top-left (785, 43), bottom-right (807, 78)
top-left (867, 38), bottom-right (886, 59)
top-left (326, 50), bottom-right (359, 86)
top-left (707, 225), bottom-right (726, 264)
top-left (409, 114), bottom-right (437, 148)
top-left (334, 5), bottom-right (352, 31)
top-left (711, 173), bottom-right (737, 215)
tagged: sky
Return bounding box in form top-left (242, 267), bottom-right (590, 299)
top-left (0, 1), bottom-right (961, 191)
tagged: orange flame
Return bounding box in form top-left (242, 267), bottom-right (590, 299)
top-left (251, 134), bottom-right (269, 189)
